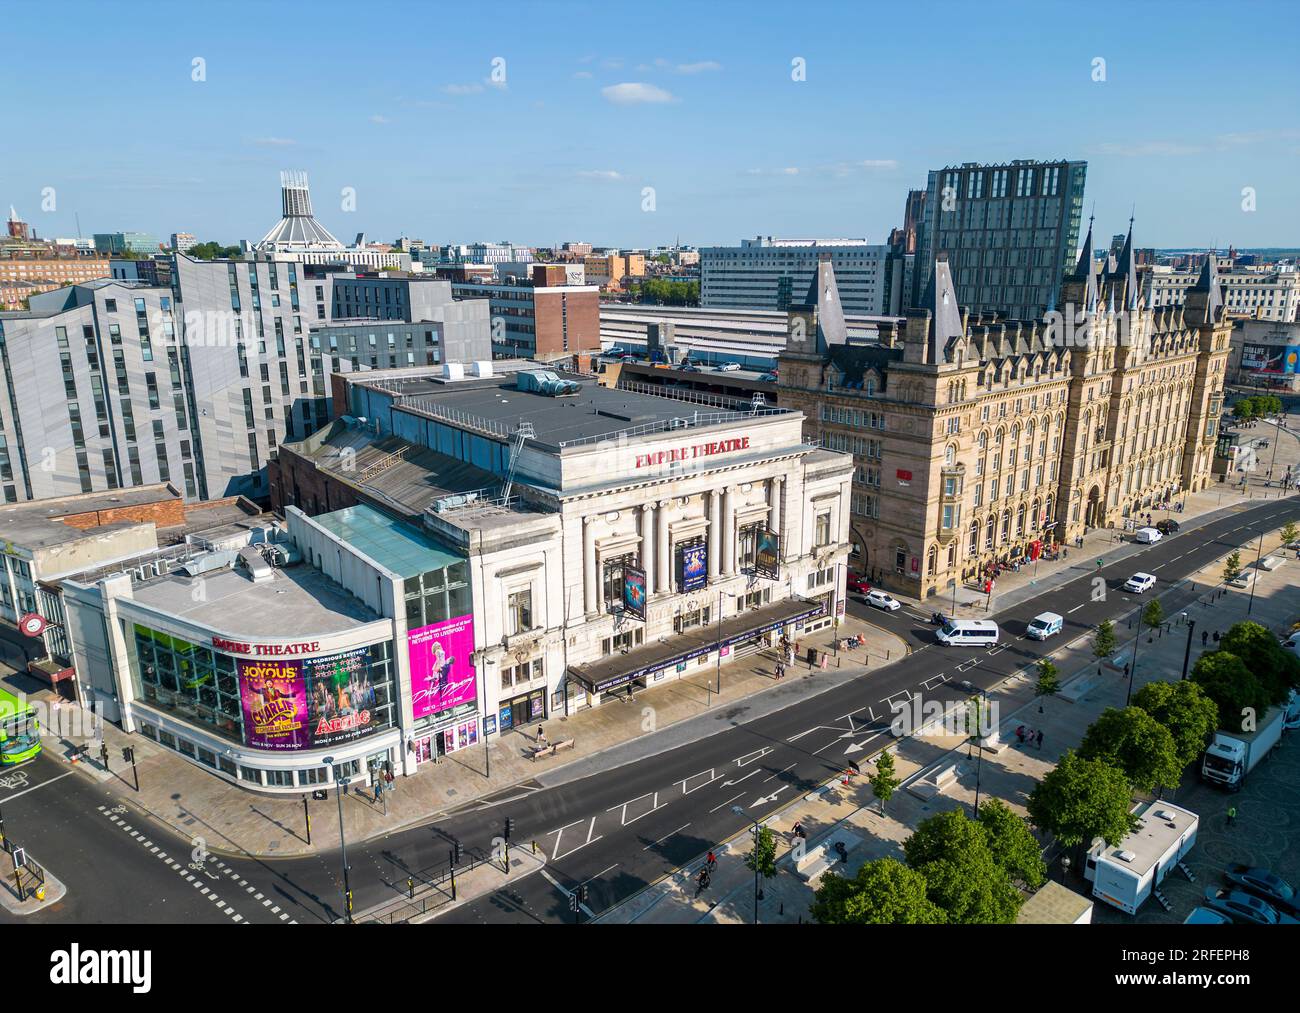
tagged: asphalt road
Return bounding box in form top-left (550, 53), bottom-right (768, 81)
top-left (7, 492), bottom-right (1298, 925)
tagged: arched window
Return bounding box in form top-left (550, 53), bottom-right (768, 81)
top-left (1000, 510), bottom-right (1011, 541)
top-left (968, 520), bottom-right (979, 556)
top-left (984, 516), bottom-right (995, 550)
top-left (865, 378), bottom-right (876, 396)
top-left (1016, 503), bottom-right (1026, 537)
top-left (927, 544), bottom-right (937, 575)
top-left (977, 431), bottom-right (987, 451)
top-left (944, 444), bottom-right (956, 465)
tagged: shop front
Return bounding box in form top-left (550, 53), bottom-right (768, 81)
top-left (498, 687), bottom-right (546, 733)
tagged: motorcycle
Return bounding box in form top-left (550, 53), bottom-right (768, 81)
top-left (930, 612), bottom-right (946, 625)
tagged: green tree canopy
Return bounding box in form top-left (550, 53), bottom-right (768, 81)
top-left (1093, 619), bottom-right (1117, 660)
top-left (902, 810), bottom-right (1021, 924)
top-left (745, 826), bottom-right (778, 882)
top-left (1078, 706), bottom-right (1183, 793)
top-left (1142, 600), bottom-right (1163, 631)
top-left (810, 858), bottom-right (946, 924)
top-left (870, 747), bottom-right (901, 813)
top-left (1223, 550), bottom-right (1243, 583)
top-left (1027, 749), bottom-right (1140, 850)
top-left (978, 798), bottom-right (1047, 890)
top-left (1131, 680), bottom-right (1221, 770)
top-left (1219, 621), bottom-right (1300, 701)
top-left (1192, 649), bottom-right (1271, 732)
top-left (1035, 659), bottom-right (1061, 702)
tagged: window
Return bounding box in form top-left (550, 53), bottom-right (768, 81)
top-left (602, 553), bottom-right (638, 610)
top-left (814, 512), bottom-right (831, 547)
top-left (505, 589), bottom-right (534, 636)
top-left (501, 658), bottom-right (543, 690)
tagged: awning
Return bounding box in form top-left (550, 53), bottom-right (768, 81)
top-left (567, 597), bottom-right (825, 695)
top-left (27, 658), bottom-right (75, 684)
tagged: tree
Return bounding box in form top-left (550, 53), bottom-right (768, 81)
top-left (1191, 650), bottom-right (1269, 734)
top-left (810, 858), bottom-right (946, 924)
top-left (1132, 680), bottom-right (1221, 770)
top-left (1035, 659), bottom-right (1061, 710)
top-left (1223, 550), bottom-right (1242, 584)
top-left (745, 825), bottom-right (778, 899)
top-left (1093, 619), bottom-right (1117, 663)
top-left (1279, 521), bottom-right (1298, 547)
top-left (903, 809), bottom-right (1021, 924)
top-left (1027, 749), bottom-right (1141, 855)
top-left (1220, 620), bottom-right (1300, 700)
top-left (1142, 599), bottom-right (1164, 640)
top-left (978, 798), bottom-right (1047, 890)
top-left (1078, 706), bottom-right (1183, 793)
top-left (869, 747), bottom-right (900, 814)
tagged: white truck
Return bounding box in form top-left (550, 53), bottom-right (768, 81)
top-left (1200, 705), bottom-right (1285, 791)
top-left (1083, 801), bottom-right (1199, 914)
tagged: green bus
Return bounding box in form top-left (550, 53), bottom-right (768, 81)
top-left (0, 688), bottom-right (41, 766)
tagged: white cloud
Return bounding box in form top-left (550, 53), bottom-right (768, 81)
top-left (858, 159), bottom-right (898, 169)
top-left (601, 82), bottom-right (676, 105)
top-left (250, 136), bottom-right (296, 147)
top-left (370, 114), bottom-right (390, 125)
top-left (746, 167), bottom-right (800, 176)
top-left (674, 60), bottom-right (722, 74)
top-left (441, 83), bottom-right (485, 96)
top-left (578, 170), bottom-right (624, 181)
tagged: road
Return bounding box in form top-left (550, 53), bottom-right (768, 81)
top-left (5, 493), bottom-right (1298, 925)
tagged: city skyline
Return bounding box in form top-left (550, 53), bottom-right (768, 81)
top-left (4, 0), bottom-right (1298, 248)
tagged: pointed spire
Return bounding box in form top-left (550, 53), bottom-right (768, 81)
top-left (1115, 216), bottom-right (1138, 310)
top-left (919, 258), bottom-right (965, 362)
top-left (1188, 252), bottom-right (1223, 323)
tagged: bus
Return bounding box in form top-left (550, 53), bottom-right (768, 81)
top-left (0, 687), bottom-right (41, 766)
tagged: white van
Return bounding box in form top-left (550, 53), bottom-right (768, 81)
top-left (936, 619), bottom-right (1000, 647)
top-left (1135, 527), bottom-right (1163, 544)
top-left (1026, 612), bottom-right (1063, 640)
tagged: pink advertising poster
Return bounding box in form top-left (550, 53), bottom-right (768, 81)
top-left (408, 614), bottom-right (477, 719)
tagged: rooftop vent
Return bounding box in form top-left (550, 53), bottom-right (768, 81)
top-left (443, 363), bottom-right (465, 381)
top-left (1114, 850), bottom-right (1137, 864)
top-left (516, 371), bottom-right (580, 397)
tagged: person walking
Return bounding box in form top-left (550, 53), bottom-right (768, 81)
top-left (1202, 629), bottom-right (1209, 647)
top-left (537, 725), bottom-right (546, 746)
top-left (1213, 631), bottom-right (1220, 644)
top-left (1036, 729), bottom-right (1044, 750)
top-left (706, 850), bottom-right (718, 873)
top-left (1226, 806), bottom-right (1237, 828)
top-left (1016, 725), bottom-right (1025, 744)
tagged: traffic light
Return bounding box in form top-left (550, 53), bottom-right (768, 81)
top-left (576, 884), bottom-right (588, 905)
top-left (504, 817), bottom-right (514, 841)
top-left (453, 840), bottom-right (464, 864)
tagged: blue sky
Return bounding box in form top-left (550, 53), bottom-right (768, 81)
top-left (5, 0), bottom-right (1297, 249)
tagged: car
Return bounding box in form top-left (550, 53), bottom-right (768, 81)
top-left (716, 361), bottom-right (742, 372)
top-left (678, 363), bottom-right (701, 372)
top-left (1224, 865), bottom-right (1300, 917)
top-left (757, 372), bottom-right (778, 382)
top-left (1201, 887), bottom-right (1300, 925)
top-left (1184, 907), bottom-right (1233, 924)
top-left (864, 590), bottom-right (901, 612)
top-left (1026, 612), bottom-right (1063, 640)
top-left (1122, 572), bottom-right (1157, 593)
top-left (845, 573), bottom-right (871, 594)
top-left (1155, 519), bottom-right (1180, 535)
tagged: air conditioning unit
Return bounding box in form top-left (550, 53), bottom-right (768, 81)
top-left (443, 362), bottom-right (465, 381)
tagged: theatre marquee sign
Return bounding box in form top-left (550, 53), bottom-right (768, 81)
top-left (635, 436), bottom-right (750, 469)
top-left (212, 637), bottom-right (322, 657)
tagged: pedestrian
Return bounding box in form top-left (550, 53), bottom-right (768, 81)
top-left (1226, 806), bottom-right (1237, 828)
top-left (1036, 729), bottom-right (1044, 750)
top-left (707, 849), bottom-right (717, 872)
top-left (1016, 725), bottom-right (1025, 744)
top-left (1202, 630), bottom-right (1209, 647)
top-left (1213, 631), bottom-right (1220, 644)
top-left (1124, 663), bottom-right (1130, 679)
top-left (537, 725), bottom-right (546, 745)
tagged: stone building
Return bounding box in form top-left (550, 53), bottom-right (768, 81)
top-left (777, 224), bottom-right (1232, 599)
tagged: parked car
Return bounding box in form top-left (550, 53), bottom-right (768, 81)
top-left (1123, 572), bottom-right (1157, 593)
top-left (845, 573), bottom-right (871, 594)
top-left (678, 363), bottom-right (701, 372)
top-left (757, 372), bottom-right (778, 382)
top-left (1201, 887), bottom-right (1299, 925)
top-left (1183, 907), bottom-right (1232, 924)
top-left (1224, 865), bottom-right (1299, 917)
top-left (1155, 519), bottom-right (1180, 535)
top-left (864, 589), bottom-right (902, 612)
top-left (716, 361), bottom-right (742, 372)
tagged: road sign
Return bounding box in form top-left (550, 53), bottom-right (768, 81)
top-left (12, 847), bottom-right (25, 869)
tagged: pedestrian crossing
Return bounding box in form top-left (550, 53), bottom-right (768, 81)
top-left (96, 804), bottom-right (297, 924)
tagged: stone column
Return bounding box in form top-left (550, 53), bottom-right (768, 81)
top-left (707, 489), bottom-right (721, 581)
top-left (769, 476), bottom-right (783, 546)
top-left (583, 515), bottom-right (597, 615)
top-left (657, 499), bottom-right (671, 593)
top-left (640, 502), bottom-right (656, 597)
top-left (722, 486), bottom-right (736, 575)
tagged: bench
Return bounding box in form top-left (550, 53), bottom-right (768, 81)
top-left (529, 738), bottom-right (575, 761)
top-left (792, 830), bottom-right (864, 882)
top-left (907, 761), bottom-right (962, 801)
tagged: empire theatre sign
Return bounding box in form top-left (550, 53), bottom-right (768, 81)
top-left (634, 436), bottom-right (750, 470)
top-left (212, 637), bottom-right (322, 657)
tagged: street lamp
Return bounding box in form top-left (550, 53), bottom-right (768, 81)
top-left (324, 756), bottom-right (353, 924)
top-left (1181, 616), bottom-right (1196, 681)
top-left (1247, 526), bottom-right (1266, 617)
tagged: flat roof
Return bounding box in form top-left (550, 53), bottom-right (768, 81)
top-left (130, 562), bottom-right (380, 638)
top-left (382, 370), bottom-right (793, 450)
top-left (0, 484), bottom-right (179, 550)
top-left (1016, 881), bottom-right (1093, 924)
top-left (1095, 802), bottom-right (1198, 879)
top-left (312, 503), bottom-right (462, 578)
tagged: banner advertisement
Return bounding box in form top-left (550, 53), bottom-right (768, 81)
top-left (303, 645), bottom-right (377, 748)
top-left (678, 542), bottom-right (707, 592)
top-left (239, 658), bottom-right (309, 751)
top-left (622, 565), bottom-right (647, 621)
top-left (408, 614), bottom-right (477, 720)
top-left (754, 528), bottom-right (780, 580)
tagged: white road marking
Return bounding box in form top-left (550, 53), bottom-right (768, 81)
top-left (763, 762), bottom-right (797, 783)
top-left (720, 769), bottom-right (760, 787)
top-left (1067, 604), bottom-right (1087, 614)
top-left (734, 748), bottom-right (772, 767)
top-left (710, 792), bottom-right (745, 814)
top-left (2, 770), bottom-right (76, 803)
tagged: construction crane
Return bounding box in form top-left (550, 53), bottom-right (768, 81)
top-left (502, 421), bottom-right (535, 501)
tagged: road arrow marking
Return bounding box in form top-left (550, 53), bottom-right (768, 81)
top-left (752, 786), bottom-right (789, 806)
